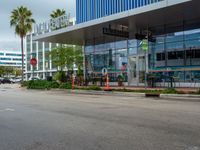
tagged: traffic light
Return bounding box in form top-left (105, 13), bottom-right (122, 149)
top-left (135, 33), bottom-right (156, 43)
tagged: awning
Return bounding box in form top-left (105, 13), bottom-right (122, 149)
top-left (33, 0), bottom-right (200, 45)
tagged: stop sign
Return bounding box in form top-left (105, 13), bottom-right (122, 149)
top-left (30, 58), bottom-right (37, 66)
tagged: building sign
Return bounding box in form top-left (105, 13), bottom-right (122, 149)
top-left (102, 68), bottom-right (108, 76)
top-left (141, 40), bottom-right (148, 52)
top-left (103, 26), bottom-right (129, 38)
top-left (33, 14), bottom-right (72, 35)
top-left (50, 14), bottom-right (71, 31)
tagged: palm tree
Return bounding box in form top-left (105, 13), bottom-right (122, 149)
top-left (10, 6), bottom-right (35, 82)
top-left (50, 9), bottom-right (66, 18)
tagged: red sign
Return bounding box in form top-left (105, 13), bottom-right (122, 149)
top-left (30, 58), bottom-right (37, 66)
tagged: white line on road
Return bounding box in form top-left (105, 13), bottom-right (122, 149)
top-left (0, 108), bottom-right (15, 112)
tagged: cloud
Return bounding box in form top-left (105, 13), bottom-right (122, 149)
top-left (0, 0), bottom-right (76, 50)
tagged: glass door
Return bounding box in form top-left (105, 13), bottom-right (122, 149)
top-left (128, 56), bottom-right (138, 85)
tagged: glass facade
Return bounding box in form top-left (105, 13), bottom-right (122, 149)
top-left (76, 0), bottom-right (164, 24)
top-left (85, 38), bottom-right (129, 82)
top-left (85, 22), bottom-right (200, 84)
top-left (25, 33), bottom-right (69, 80)
top-left (149, 25), bottom-right (200, 83)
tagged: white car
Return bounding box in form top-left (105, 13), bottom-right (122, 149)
top-left (10, 77), bottom-right (22, 83)
top-left (28, 77), bottom-right (41, 81)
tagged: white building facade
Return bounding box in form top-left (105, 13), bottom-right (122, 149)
top-left (25, 15), bottom-right (75, 80)
top-left (0, 50), bottom-right (24, 68)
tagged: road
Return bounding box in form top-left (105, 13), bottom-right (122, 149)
top-left (0, 84), bottom-right (200, 150)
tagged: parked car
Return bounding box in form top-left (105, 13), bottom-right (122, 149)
top-left (10, 77), bottom-right (22, 83)
top-left (0, 77), bottom-right (3, 84)
top-left (1, 78), bottom-right (12, 84)
top-left (28, 77), bottom-right (41, 81)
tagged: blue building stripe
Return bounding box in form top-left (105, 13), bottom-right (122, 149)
top-left (76, 0), bottom-right (164, 24)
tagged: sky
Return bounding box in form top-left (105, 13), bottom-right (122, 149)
top-left (0, 0), bottom-right (76, 51)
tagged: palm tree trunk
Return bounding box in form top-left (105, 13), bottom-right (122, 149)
top-left (21, 37), bottom-right (24, 82)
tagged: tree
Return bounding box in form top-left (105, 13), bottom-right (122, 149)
top-left (0, 66), bottom-right (15, 77)
top-left (50, 9), bottom-right (66, 18)
top-left (49, 46), bottom-right (83, 83)
top-left (14, 68), bottom-right (22, 77)
top-left (0, 66), bottom-right (5, 77)
top-left (10, 6), bottom-right (35, 81)
top-left (49, 46), bottom-right (83, 71)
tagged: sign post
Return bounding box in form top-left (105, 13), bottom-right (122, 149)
top-left (30, 58), bottom-right (37, 78)
top-left (141, 39), bottom-right (149, 89)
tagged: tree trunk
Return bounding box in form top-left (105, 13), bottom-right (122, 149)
top-left (21, 37), bottom-right (24, 82)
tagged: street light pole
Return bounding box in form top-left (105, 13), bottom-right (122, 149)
top-left (145, 28), bottom-right (149, 89)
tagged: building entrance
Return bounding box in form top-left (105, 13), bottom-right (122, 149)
top-left (128, 56), bottom-right (137, 85)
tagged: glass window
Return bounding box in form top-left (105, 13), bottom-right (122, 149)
top-left (156, 53), bottom-right (165, 61)
top-left (168, 51), bottom-right (184, 60)
top-left (128, 39), bottom-right (137, 48)
top-left (115, 40), bottom-right (127, 49)
top-left (185, 39), bottom-right (200, 49)
top-left (85, 45), bottom-right (94, 54)
top-left (95, 44), bottom-right (105, 52)
top-left (38, 42), bottom-right (43, 52)
top-left (115, 49), bottom-right (127, 71)
top-left (166, 41), bottom-right (184, 50)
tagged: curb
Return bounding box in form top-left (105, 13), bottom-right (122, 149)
top-left (59, 89), bottom-right (200, 101)
top-left (160, 94), bottom-right (200, 101)
top-left (30, 89), bottom-right (200, 102)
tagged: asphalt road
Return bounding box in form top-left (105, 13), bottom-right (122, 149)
top-left (0, 84), bottom-right (200, 150)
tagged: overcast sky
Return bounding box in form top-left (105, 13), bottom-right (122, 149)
top-left (0, 0), bottom-right (76, 51)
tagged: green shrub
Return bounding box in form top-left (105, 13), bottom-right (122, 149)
top-left (85, 85), bottom-right (101, 91)
top-left (49, 81), bottom-right (60, 88)
top-left (53, 71), bottom-right (67, 82)
top-left (197, 88), bottom-right (200, 94)
top-left (27, 80), bottom-right (51, 90)
top-left (162, 88), bottom-right (178, 94)
top-left (59, 83), bottom-right (72, 89)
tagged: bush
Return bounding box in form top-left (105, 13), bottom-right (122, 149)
top-left (49, 81), bottom-right (60, 88)
top-left (85, 85), bottom-right (101, 91)
top-left (197, 88), bottom-right (200, 94)
top-left (27, 80), bottom-right (50, 90)
top-left (162, 88), bottom-right (178, 94)
top-left (59, 82), bottom-right (72, 89)
top-left (53, 71), bottom-right (67, 83)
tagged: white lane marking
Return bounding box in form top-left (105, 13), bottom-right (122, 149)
top-left (0, 108), bottom-right (15, 112)
top-left (186, 146), bottom-right (199, 150)
top-left (5, 108), bottom-right (15, 111)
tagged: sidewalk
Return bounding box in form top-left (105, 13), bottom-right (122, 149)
top-left (50, 88), bottom-right (200, 102)
top-left (106, 86), bottom-right (199, 94)
top-left (16, 84), bottom-right (200, 102)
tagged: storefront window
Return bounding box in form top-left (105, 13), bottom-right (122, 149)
top-left (116, 40), bottom-right (127, 49)
top-left (128, 39), bottom-right (137, 55)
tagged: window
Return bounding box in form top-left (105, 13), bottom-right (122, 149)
top-left (156, 53), bottom-right (165, 61)
top-left (6, 53), bottom-right (22, 56)
top-left (0, 58), bottom-right (11, 60)
top-left (168, 51), bottom-right (184, 60)
top-left (13, 58), bottom-right (22, 61)
top-left (194, 49), bottom-right (200, 58)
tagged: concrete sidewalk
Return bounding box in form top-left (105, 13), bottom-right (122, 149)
top-left (4, 84), bottom-right (199, 102)
top-left (49, 89), bottom-right (200, 102)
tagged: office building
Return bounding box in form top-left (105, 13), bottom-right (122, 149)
top-left (0, 50), bottom-right (24, 68)
top-left (34, 0), bottom-right (200, 87)
top-left (25, 16), bottom-right (75, 80)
